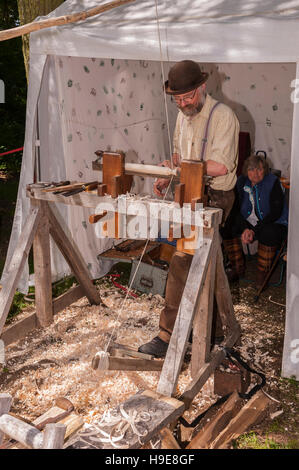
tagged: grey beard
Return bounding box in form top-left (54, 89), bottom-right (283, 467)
top-left (179, 97), bottom-right (205, 117)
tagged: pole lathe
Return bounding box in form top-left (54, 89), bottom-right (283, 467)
top-left (91, 150), bottom-right (208, 255)
top-left (93, 150), bottom-right (206, 205)
top-left (93, 151), bottom-right (180, 180)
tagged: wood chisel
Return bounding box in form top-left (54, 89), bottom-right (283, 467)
top-left (59, 181), bottom-right (99, 197)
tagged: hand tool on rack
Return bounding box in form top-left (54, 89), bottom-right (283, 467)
top-left (27, 181), bottom-right (71, 190)
top-left (60, 181), bottom-right (99, 197)
top-left (42, 181), bottom-right (98, 195)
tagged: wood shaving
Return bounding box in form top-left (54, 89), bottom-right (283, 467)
top-left (1, 258), bottom-right (297, 444)
top-left (0, 282), bottom-right (218, 426)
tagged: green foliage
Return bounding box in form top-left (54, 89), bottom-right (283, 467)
top-left (7, 291), bottom-right (27, 321)
top-left (52, 276), bottom-right (78, 298)
top-left (0, 0), bottom-right (27, 175)
top-left (234, 431), bottom-right (299, 449)
top-left (5, 277), bottom-right (78, 325)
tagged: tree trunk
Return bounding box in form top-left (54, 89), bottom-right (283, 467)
top-left (17, 0), bottom-right (64, 80)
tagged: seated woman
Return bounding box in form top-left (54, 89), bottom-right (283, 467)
top-left (221, 154), bottom-right (288, 287)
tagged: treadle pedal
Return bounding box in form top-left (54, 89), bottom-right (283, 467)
top-left (91, 342), bottom-right (163, 372)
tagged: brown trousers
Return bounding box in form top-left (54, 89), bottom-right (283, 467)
top-left (159, 188), bottom-right (235, 343)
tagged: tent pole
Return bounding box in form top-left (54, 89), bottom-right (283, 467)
top-left (0, 0), bottom-right (136, 42)
top-left (282, 61), bottom-right (299, 380)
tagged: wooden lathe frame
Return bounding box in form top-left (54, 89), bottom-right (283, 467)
top-left (0, 185), bottom-right (241, 449)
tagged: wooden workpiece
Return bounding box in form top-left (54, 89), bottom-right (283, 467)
top-left (176, 160), bottom-right (206, 205)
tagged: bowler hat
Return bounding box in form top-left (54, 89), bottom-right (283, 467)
top-left (164, 60), bottom-right (209, 95)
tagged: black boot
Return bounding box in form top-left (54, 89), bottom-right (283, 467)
top-left (138, 336), bottom-right (169, 358)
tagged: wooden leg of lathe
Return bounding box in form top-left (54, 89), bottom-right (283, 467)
top-left (33, 200), bottom-right (53, 328)
top-left (0, 205), bottom-right (42, 336)
top-left (45, 202), bottom-right (102, 306)
top-left (157, 228), bottom-right (216, 397)
top-left (191, 233), bottom-right (218, 377)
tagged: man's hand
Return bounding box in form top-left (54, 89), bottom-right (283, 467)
top-left (241, 228), bottom-right (255, 244)
top-left (153, 160), bottom-right (171, 197)
top-left (153, 156), bottom-right (181, 197)
top-left (153, 178), bottom-right (169, 197)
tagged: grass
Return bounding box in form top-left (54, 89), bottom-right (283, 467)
top-left (4, 276), bottom-right (79, 325)
top-left (6, 292), bottom-right (28, 322)
top-left (279, 376), bottom-right (299, 402)
top-left (234, 431), bottom-right (299, 449)
top-left (52, 276), bottom-right (78, 298)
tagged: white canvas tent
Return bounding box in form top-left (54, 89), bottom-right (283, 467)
top-left (1, 0), bottom-right (298, 379)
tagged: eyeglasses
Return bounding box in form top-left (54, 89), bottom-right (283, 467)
top-left (173, 88), bottom-right (198, 105)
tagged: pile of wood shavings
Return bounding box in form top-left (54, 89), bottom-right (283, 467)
top-left (0, 282), bottom-right (218, 426)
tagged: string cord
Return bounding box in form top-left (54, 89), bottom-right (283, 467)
top-left (154, 0), bottom-right (180, 387)
top-left (101, 0), bottom-right (175, 356)
top-left (154, 0), bottom-right (173, 164)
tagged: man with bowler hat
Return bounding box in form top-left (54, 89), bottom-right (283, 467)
top-left (139, 60), bottom-right (240, 357)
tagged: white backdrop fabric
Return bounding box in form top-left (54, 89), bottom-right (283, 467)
top-left (30, 0), bottom-right (299, 63)
top-left (1, 0), bottom-right (298, 378)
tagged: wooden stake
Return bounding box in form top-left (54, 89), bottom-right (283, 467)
top-left (0, 0), bottom-right (136, 42)
top-left (209, 390), bottom-right (272, 449)
top-left (159, 428), bottom-right (181, 449)
top-left (0, 413), bottom-right (43, 449)
top-left (191, 230), bottom-right (218, 376)
top-left (186, 391), bottom-right (243, 449)
top-left (42, 423), bottom-right (66, 449)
